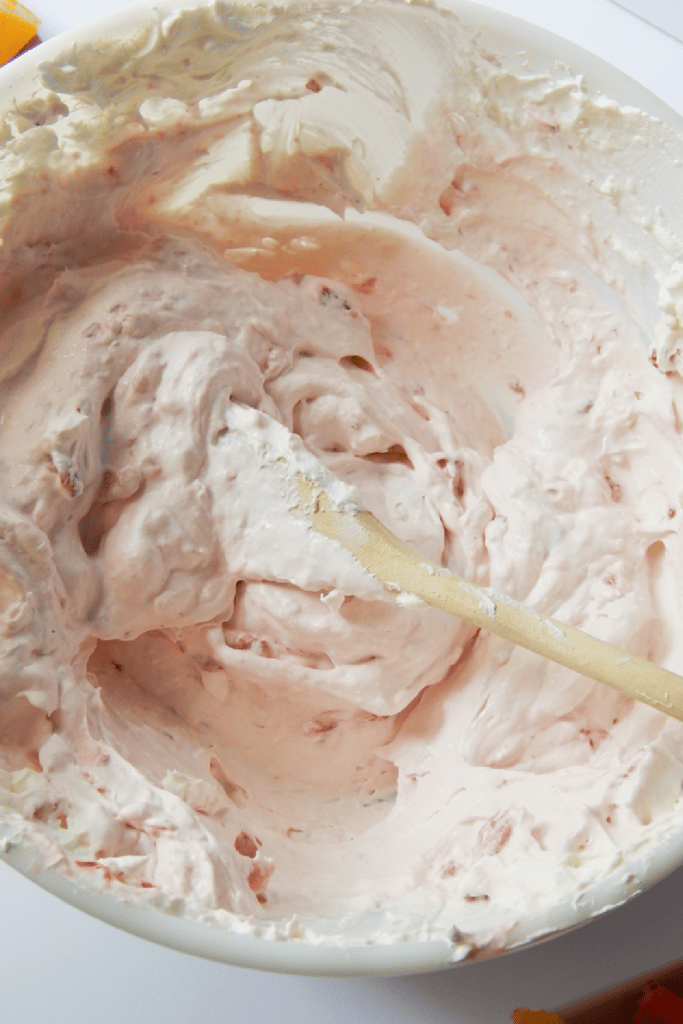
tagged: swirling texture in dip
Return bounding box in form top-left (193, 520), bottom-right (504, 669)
top-left (1, 0), bottom-right (683, 955)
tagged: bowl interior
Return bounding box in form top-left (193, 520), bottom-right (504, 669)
top-left (2, 0), bottom-right (683, 975)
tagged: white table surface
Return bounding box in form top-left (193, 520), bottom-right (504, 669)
top-left (2, 3), bottom-right (683, 1023)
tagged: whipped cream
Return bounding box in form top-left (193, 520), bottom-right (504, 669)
top-left (1, 0), bottom-right (683, 956)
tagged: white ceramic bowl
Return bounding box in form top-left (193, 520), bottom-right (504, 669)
top-left (1, 0), bottom-right (683, 976)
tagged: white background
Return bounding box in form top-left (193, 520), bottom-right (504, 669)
top-left (2, 3), bottom-right (683, 1022)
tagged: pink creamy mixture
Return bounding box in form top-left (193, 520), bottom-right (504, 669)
top-left (1, 0), bottom-right (683, 952)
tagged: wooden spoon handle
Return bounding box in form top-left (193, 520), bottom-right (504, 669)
top-left (298, 474), bottom-right (683, 722)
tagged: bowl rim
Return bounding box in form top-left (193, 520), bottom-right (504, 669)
top-left (4, 818), bottom-right (683, 975)
top-left (2, 0), bottom-right (683, 977)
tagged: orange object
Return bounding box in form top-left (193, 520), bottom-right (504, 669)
top-left (558, 956), bottom-right (683, 1022)
top-left (634, 983), bottom-right (683, 1023)
top-left (511, 1011), bottom-right (566, 1024)
top-left (0, 1), bottom-right (40, 65)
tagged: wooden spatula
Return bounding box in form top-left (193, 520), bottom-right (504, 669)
top-left (298, 473), bottom-right (683, 722)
